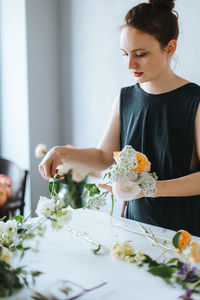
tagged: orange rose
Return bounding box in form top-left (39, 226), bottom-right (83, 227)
top-left (113, 151), bottom-right (120, 164)
top-left (178, 230), bottom-right (192, 250)
top-left (189, 242), bottom-right (200, 263)
top-left (0, 185), bottom-right (7, 206)
top-left (133, 152), bottom-right (151, 174)
top-left (0, 174), bottom-right (12, 188)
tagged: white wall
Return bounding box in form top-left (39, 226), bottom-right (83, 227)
top-left (0, 0), bottom-right (30, 215)
top-left (26, 0), bottom-right (62, 215)
top-left (0, 0), bottom-right (29, 169)
top-left (175, 0), bottom-right (200, 84)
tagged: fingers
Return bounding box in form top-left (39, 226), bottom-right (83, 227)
top-left (38, 147), bottom-right (62, 180)
top-left (98, 183), bottom-right (113, 193)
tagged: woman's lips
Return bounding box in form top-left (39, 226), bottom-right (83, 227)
top-left (133, 72), bottom-right (143, 77)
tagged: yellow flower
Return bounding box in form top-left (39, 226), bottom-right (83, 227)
top-left (133, 152), bottom-right (151, 174)
top-left (110, 241), bottom-right (134, 261)
top-left (189, 242), bottom-right (200, 263)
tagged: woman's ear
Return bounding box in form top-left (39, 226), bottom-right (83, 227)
top-left (166, 39), bottom-right (177, 56)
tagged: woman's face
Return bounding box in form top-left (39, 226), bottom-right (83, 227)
top-left (120, 26), bottom-right (171, 84)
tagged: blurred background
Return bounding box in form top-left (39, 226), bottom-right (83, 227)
top-left (0, 0), bottom-right (200, 217)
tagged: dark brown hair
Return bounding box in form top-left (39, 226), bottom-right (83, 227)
top-left (122, 0), bottom-right (179, 48)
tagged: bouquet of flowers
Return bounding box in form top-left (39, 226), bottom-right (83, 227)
top-left (35, 144), bottom-right (100, 208)
top-left (109, 145), bottom-right (157, 200)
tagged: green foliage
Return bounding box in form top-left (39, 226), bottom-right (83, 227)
top-left (0, 260), bottom-right (42, 297)
top-left (11, 215), bottom-right (24, 223)
top-left (84, 184), bottom-right (100, 197)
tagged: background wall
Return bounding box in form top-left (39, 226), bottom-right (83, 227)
top-left (0, 0), bottom-right (200, 216)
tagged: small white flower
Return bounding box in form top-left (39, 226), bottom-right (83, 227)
top-left (72, 169), bottom-right (88, 182)
top-left (36, 196), bottom-right (56, 217)
top-left (115, 146), bottom-right (138, 169)
top-left (137, 173), bottom-right (157, 197)
top-left (0, 221), bottom-right (6, 233)
top-left (56, 199), bottom-right (65, 209)
top-left (0, 246), bottom-right (12, 264)
top-left (56, 163), bottom-right (71, 175)
top-left (35, 143), bottom-right (47, 158)
top-left (112, 181), bottom-right (141, 201)
top-left (110, 241), bottom-right (134, 260)
top-left (5, 220), bottom-right (17, 235)
top-left (134, 249), bottom-right (146, 265)
top-left (25, 216), bottom-right (44, 229)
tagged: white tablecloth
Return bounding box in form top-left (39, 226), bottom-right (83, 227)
top-left (5, 209), bottom-right (200, 300)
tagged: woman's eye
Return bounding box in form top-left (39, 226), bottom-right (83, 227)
top-left (135, 53), bottom-right (147, 57)
top-left (122, 53), bottom-right (128, 56)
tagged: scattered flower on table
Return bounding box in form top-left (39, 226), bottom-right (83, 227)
top-left (179, 289), bottom-right (194, 300)
top-left (110, 241), bottom-right (134, 261)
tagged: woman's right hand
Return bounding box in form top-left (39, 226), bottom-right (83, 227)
top-left (38, 146), bottom-right (64, 180)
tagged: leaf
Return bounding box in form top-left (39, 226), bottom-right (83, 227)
top-left (167, 258), bottom-right (178, 264)
top-left (11, 215), bottom-right (24, 223)
top-left (148, 265), bottom-right (177, 279)
top-left (172, 232), bottom-right (182, 249)
top-left (93, 244), bottom-right (101, 254)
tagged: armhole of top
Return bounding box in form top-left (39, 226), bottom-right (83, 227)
top-left (188, 99), bottom-right (200, 172)
top-left (119, 88), bottom-right (124, 150)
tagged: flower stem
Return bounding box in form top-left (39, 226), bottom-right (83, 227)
top-left (64, 225), bottom-right (109, 250)
top-left (109, 195), bottom-right (114, 216)
top-left (113, 222), bottom-right (172, 249)
top-left (191, 278), bottom-right (200, 290)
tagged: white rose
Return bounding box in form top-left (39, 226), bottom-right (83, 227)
top-left (112, 181), bottom-right (141, 201)
top-left (72, 169), bottom-right (88, 182)
top-left (56, 163), bottom-right (71, 175)
top-left (36, 196), bottom-right (56, 217)
top-left (57, 209), bottom-right (72, 226)
top-left (35, 143), bottom-right (47, 158)
top-left (0, 221), bottom-right (6, 233)
top-left (25, 216), bottom-right (44, 229)
top-left (5, 220), bottom-right (17, 235)
top-left (0, 246), bottom-right (12, 264)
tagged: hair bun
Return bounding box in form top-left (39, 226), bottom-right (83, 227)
top-left (148, 0), bottom-right (175, 11)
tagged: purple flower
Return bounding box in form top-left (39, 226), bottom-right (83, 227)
top-left (178, 264), bottom-right (197, 280)
top-left (179, 289), bottom-right (194, 300)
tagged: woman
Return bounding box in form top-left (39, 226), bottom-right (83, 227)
top-left (39, 0), bottom-right (200, 236)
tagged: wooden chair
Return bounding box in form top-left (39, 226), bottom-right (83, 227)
top-left (0, 157), bottom-right (28, 219)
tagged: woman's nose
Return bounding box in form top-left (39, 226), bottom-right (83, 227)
top-left (127, 55), bottom-right (138, 69)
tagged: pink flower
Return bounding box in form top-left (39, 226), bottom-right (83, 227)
top-left (112, 181), bottom-right (141, 201)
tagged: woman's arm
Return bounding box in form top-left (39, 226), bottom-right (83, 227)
top-left (156, 103), bottom-right (200, 198)
top-left (39, 94), bottom-right (120, 179)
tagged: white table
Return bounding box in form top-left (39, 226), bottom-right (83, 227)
top-left (5, 209), bottom-right (200, 300)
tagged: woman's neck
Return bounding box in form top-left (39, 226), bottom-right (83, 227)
top-left (139, 72), bottom-right (190, 95)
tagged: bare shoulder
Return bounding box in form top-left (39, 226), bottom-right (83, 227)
top-left (111, 92), bottom-right (120, 116)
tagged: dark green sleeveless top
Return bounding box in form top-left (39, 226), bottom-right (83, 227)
top-left (120, 83), bottom-right (200, 236)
